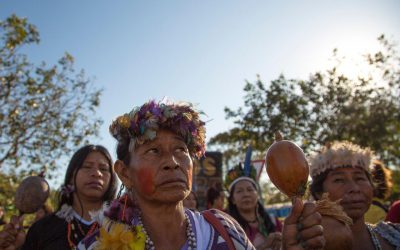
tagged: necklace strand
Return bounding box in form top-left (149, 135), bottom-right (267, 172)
top-left (137, 213), bottom-right (197, 250)
top-left (67, 220), bottom-right (98, 249)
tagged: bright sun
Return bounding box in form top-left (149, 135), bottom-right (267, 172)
top-left (322, 35), bottom-right (383, 83)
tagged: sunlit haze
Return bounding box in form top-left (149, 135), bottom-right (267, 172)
top-left (1, 0), bottom-right (399, 187)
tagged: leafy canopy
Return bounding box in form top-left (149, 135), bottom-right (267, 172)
top-left (209, 35), bottom-right (400, 169)
top-left (0, 14), bottom-right (103, 178)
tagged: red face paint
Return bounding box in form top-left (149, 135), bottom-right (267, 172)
top-left (137, 168), bottom-right (155, 195)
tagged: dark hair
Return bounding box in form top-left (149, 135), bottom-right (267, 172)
top-left (58, 145), bottom-right (118, 210)
top-left (184, 191), bottom-right (199, 210)
top-left (206, 186), bottom-right (222, 207)
top-left (310, 166), bottom-right (374, 200)
top-left (227, 180), bottom-right (275, 234)
top-left (116, 137), bottom-right (131, 165)
top-left (371, 160), bottom-right (392, 199)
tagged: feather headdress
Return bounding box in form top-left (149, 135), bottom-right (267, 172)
top-left (309, 141), bottom-right (375, 178)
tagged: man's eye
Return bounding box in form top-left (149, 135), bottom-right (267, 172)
top-left (333, 178), bottom-right (344, 183)
top-left (146, 148), bottom-right (158, 154)
top-left (100, 166), bottom-right (109, 172)
top-left (176, 147), bottom-right (187, 153)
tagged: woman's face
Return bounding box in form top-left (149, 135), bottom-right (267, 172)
top-left (213, 191), bottom-right (225, 210)
top-left (183, 192), bottom-right (197, 210)
top-left (127, 129), bottom-right (193, 204)
top-left (74, 151), bottom-right (112, 201)
top-left (322, 167), bottom-right (373, 220)
top-left (231, 180), bottom-right (258, 212)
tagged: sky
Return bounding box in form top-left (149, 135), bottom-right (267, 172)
top-left (1, 0), bottom-right (400, 187)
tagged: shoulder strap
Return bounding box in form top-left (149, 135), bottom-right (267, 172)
top-left (202, 210), bottom-right (235, 250)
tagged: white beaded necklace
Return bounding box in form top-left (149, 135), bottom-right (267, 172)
top-left (137, 213), bottom-right (197, 250)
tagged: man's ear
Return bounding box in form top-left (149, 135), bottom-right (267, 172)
top-left (114, 160), bottom-right (132, 188)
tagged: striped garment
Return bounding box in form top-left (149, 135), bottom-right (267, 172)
top-left (77, 208), bottom-right (255, 250)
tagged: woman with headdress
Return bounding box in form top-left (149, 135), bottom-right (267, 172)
top-left (78, 99), bottom-right (325, 250)
top-left (0, 145), bottom-right (118, 250)
top-left (226, 163), bottom-right (282, 250)
top-left (309, 141), bottom-right (400, 250)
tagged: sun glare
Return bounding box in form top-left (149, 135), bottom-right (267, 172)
top-left (321, 35), bottom-right (383, 83)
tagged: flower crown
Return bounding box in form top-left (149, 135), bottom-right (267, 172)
top-left (309, 141), bottom-right (374, 178)
top-left (225, 163), bottom-right (258, 191)
top-left (109, 99), bottom-right (206, 159)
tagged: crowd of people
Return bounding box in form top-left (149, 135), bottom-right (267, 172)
top-left (0, 98), bottom-right (399, 250)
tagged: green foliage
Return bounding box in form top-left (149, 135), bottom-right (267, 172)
top-left (0, 15), bottom-right (103, 177)
top-left (0, 171), bottom-right (20, 211)
top-left (211, 35), bottom-right (400, 203)
top-left (210, 35), bottom-right (400, 171)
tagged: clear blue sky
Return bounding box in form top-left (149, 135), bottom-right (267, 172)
top-left (1, 0), bottom-right (400, 186)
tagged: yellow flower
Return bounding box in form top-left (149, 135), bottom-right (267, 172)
top-left (95, 222), bottom-right (145, 250)
top-left (117, 115), bottom-right (131, 129)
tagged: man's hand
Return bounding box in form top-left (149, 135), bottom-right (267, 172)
top-left (0, 216), bottom-right (26, 250)
top-left (282, 198), bottom-right (325, 250)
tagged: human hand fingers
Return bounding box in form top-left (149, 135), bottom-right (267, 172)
top-left (9, 216), bottom-right (24, 231)
top-left (282, 198), bottom-right (305, 250)
top-left (300, 235), bottom-right (326, 250)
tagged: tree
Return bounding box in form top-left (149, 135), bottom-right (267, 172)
top-left (0, 14), bottom-right (102, 177)
top-left (209, 35), bottom-right (400, 170)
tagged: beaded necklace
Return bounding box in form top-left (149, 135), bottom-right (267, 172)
top-left (56, 204), bottom-right (99, 250)
top-left (366, 223), bottom-right (382, 250)
top-left (137, 213), bottom-right (197, 250)
top-left (67, 219), bottom-right (98, 249)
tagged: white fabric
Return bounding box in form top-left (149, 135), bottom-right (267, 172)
top-left (186, 209), bottom-right (212, 249)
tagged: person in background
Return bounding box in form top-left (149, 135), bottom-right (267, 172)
top-left (206, 183), bottom-right (225, 210)
top-left (386, 200), bottom-right (400, 223)
top-left (0, 145), bottom-right (118, 250)
top-left (182, 191), bottom-right (199, 211)
top-left (309, 141), bottom-right (400, 250)
top-left (226, 164), bottom-right (283, 250)
top-left (365, 159), bottom-right (393, 224)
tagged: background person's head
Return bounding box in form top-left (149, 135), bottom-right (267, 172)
top-left (110, 100), bottom-right (206, 206)
top-left (227, 177), bottom-right (275, 234)
top-left (183, 191), bottom-right (198, 210)
top-left (58, 145), bottom-right (117, 209)
top-left (309, 141), bottom-right (374, 221)
top-left (206, 184), bottom-right (225, 210)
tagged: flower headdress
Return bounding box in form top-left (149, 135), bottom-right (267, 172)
top-left (309, 141), bottom-right (374, 178)
top-left (109, 99), bottom-right (206, 159)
